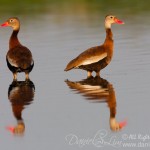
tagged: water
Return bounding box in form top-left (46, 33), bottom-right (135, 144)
top-left (0, 0), bottom-right (150, 149)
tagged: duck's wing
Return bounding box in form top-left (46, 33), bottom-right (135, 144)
top-left (7, 45), bottom-right (33, 69)
top-left (64, 46), bottom-right (107, 71)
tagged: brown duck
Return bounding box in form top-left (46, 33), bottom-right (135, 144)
top-left (1, 17), bottom-right (34, 81)
top-left (7, 80), bottom-right (35, 134)
top-left (65, 77), bottom-right (127, 131)
top-left (64, 15), bottom-right (124, 77)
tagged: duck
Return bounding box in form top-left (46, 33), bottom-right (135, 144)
top-left (1, 17), bottom-right (34, 81)
top-left (7, 80), bottom-right (35, 134)
top-left (65, 76), bottom-right (127, 131)
top-left (64, 15), bottom-right (124, 77)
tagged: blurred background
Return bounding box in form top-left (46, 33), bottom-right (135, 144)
top-left (0, 0), bottom-right (150, 150)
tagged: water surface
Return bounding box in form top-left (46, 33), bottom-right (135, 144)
top-left (0, 0), bottom-right (150, 149)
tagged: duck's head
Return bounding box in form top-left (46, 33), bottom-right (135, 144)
top-left (105, 15), bottom-right (124, 29)
top-left (1, 17), bottom-right (20, 31)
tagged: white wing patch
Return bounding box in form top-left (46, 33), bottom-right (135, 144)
top-left (7, 56), bottom-right (18, 67)
top-left (77, 52), bottom-right (107, 67)
top-left (75, 83), bottom-right (109, 95)
top-left (31, 60), bottom-right (34, 65)
top-left (9, 87), bottom-right (19, 99)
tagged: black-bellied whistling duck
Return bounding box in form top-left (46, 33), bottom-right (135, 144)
top-left (1, 17), bottom-right (34, 81)
top-left (65, 77), bottom-right (127, 131)
top-left (64, 15), bottom-right (124, 77)
top-left (7, 80), bottom-right (35, 134)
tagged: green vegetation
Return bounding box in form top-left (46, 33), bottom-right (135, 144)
top-left (0, 0), bottom-right (149, 18)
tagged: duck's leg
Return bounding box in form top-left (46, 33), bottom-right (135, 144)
top-left (25, 72), bottom-right (30, 81)
top-left (87, 71), bottom-right (92, 78)
top-left (13, 72), bottom-right (17, 81)
top-left (96, 71), bottom-right (100, 77)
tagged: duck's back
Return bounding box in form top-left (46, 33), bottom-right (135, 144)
top-left (65, 45), bottom-right (107, 71)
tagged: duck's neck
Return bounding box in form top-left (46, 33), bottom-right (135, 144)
top-left (103, 27), bottom-right (114, 62)
top-left (104, 28), bottom-right (113, 44)
top-left (9, 29), bottom-right (21, 49)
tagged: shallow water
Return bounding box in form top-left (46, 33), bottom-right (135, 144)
top-left (0, 0), bottom-right (150, 149)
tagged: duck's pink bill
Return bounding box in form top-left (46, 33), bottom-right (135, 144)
top-left (6, 126), bottom-right (15, 133)
top-left (119, 120), bottom-right (127, 128)
top-left (1, 22), bottom-right (9, 27)
top-left (115, 18), bottom-right (124, 24)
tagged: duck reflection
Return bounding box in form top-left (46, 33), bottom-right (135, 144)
top-left (7, 80), bottom-right (35, 135)
top-left (65, 76), bottom-right (126, 131)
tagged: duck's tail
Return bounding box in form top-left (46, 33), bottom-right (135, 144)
top-left (64, 58), bottom-right (77, 71)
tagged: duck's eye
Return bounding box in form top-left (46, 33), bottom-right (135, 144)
top-left (10, 19), bottom-right (13, 22)
top-left (110, 16), bottom-right (113, 19)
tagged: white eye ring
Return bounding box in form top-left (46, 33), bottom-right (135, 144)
top-left (10, 19), bottom-right (13, 22)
